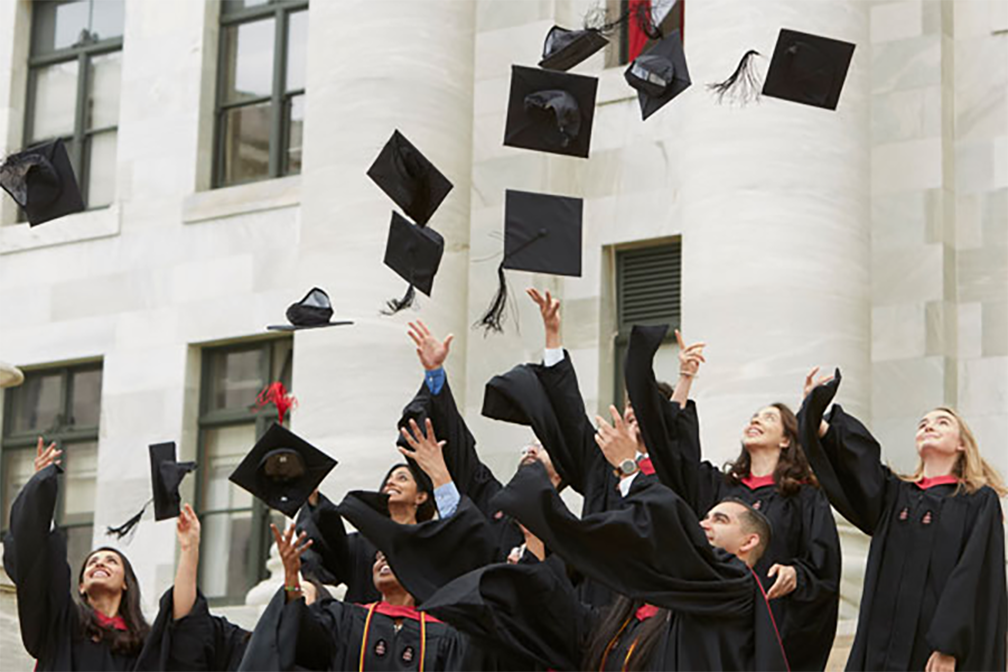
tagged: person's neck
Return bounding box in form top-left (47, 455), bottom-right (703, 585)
top-left (87, 590), bottom-right (122, 620)
top-left (388, 503), bottom-right (417, 526)
top-left (921, 451), bottom-right (959, 479)
top-left (747, 447), bottom-right (779, 478)
top-left (737, 551), bottom-right (755, 569)
top-left (381, 590), bottom-right (415, 608)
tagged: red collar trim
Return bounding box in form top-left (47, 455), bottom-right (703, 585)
top-left (638, 457), bottom-right (655, 476)
top-left (359, 602), bottom-right (443, 624)
top-left (93, 611), bottom-right (127, 631)
top-left (914, 475), bottom-right (959, 490)
top-left (635, 603), bottom-right (659, 621)
top-left (741, 474), bottom-right (776, 490)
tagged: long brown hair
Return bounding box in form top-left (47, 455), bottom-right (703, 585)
top-left (897, 406), bottom-right (1008, 497)
top-left (724, 402), bottom-right (817, 496)
top-left (76, 547), bottom-right (150, 656)
top-left (584, 595), bottom-right (669, 671)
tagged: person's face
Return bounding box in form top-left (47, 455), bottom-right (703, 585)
top-left (741, 406), bottom-right (788, 452)
top-left (518, 441), bottom-right (561, 485)
top-left (371, 551), bottom-right (403, 594)
top-left (382, 466), bottom-right (428, 509)
top-left (79, 549), bottom-right (127, 598)
top-left (915, 410), bottom-right (964, 458)
top-left (623, 402), bottom-right (644, 447)
top-left (699, 502), bottom-right (758, 557)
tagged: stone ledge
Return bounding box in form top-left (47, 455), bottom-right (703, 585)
top-left (0, 204), bottom-right (121, 255)
top-left (182, 175), bottom-right (301, 225)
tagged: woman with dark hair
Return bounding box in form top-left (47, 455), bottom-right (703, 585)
top-left (624, 326), bottom-right (841, 671)
top-left (3, 438), bottom-right (151, 670)
top-left (800, 370), bottom-right (1007, 672)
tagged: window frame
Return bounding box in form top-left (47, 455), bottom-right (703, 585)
top-left (0, 361), bottom-right (103, 544)
top-left (24, 0), bottom-right (123, 210)
top-left (607, 0), bottom-right (686, 68)
top-left (212, 0), bottom-right (308, 189)
top-left (194, 338), bottom-right (292, 606)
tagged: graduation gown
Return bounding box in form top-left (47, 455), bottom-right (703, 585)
top-left (625, 324), bottom-right (841, 670)
top-left (799, 380), bottom-right (1007, 672)
top-left (490, 461), bottom-right (790, 671)
top-left (239, 586), bottom-right (476, 671)
top-left (2, 464), bottom-right (146, 671)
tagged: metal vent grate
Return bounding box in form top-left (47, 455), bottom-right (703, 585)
top-left (616, 242), bottom-right (681, 331)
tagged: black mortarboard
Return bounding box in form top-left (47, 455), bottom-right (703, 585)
top-left (367, 130), bottom-right (453, 227)
top-left (503, 65), bottom-right (598, 159)
top-left (383, 211), bottom-right (444, 298)
top-left (475, 190), bottom-right (582, 333)
top-left (539, 26), bottom-right (609, 71)
top-left (228, 423), bottom-right (337, 518)
top-left (624, 29), bottom-right (690, 120)
top-left (267, 287), bottom-right (353, 331)
top-left (0, 138), bottom-right (84, 226)
top-left (762, 29), bottom-right (855, 110)
top-left (149, 442), bottom-right (197, 521)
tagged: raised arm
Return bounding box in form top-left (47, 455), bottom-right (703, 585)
top-left (294, 490), bottom-right (373, 595)
top-left (173, 503), bottom-right (200, 620)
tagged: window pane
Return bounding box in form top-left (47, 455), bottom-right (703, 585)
top-left (222, 0), bottom-right (270, 13)
top-left (87, 51), bottom-right (121, 130)
top-left (66, 525), bottom-right (95, 579)
top-left (284, 94), bottom-right (303, 175)
top-left (208, 348), bottom-right (265, 412)
top-left (286, 10), bottom-right (307, 92)
top-left (62, 441), bottom-right (97, 522)
top-left (70, 368), bottom-right (102, 428)
top-left (30, 60), bottom-right (80, 142)
top-left (219, 102), bottom-right (272, 187)
top-left (221, 18), bottom-right (275, 103)
top-left (1, 450), bottom-right (36, 532)
top-left (199, 511), bottom-right (254, 600)
top-left (86, 130), bottom-right (117, 207)
top-left (8, 372), bottom-right (63, 435)
top-left (89, 0), bottom-right (125, 42)
top-left (202, 424), bottom-right (256, 511)
top-left (32, 0), bottom-right (89, 54)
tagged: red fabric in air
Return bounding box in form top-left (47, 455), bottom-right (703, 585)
top-left (255, 382), bottom-right (298, 424)
top-left (627, 0), bottom-right (652, 61)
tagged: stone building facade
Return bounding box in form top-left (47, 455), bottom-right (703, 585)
top-left (0, 0), bottom-right (1005, 669)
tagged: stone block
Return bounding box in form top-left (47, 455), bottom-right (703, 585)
top-left (871, 86), bottom-right (941, 145)
top-left (957, 301), bottom-right (983, 358)
top-left (958, 246), bottom-right (1008, 303)
top-left (982, 300), bottom-right (1008, 356)
top-left (871, 243), bottom-right (943, 305)
top-left (870, 1), bottom-right (923, 43)
top-left (872, 302), bottom-right (926, 360)
top-left (958, 355), bottom-right (1008, 415)
top-left (871, 35), bottom-right (941, 95)
top-left (925, 300), bottom-right (956, 355)
top-left (871, 356), bottom-right (947, 418)
top-left (871, 191), bottom-right (927, 249)
top-left (871, 138), bottom-right (943, 194)
top-left (982, 189), bottom-right (1008, 247)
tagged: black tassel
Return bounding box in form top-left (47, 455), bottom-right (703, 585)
top-left (381, 284), bottom-right (417, 315)
top-left (474, 262), bottom-right (509, 334)
top-left (707, 50), bottom-right (764, 105)
top-left (105, 499), bottom-right (151, 541)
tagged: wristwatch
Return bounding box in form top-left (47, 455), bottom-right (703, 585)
top-left (618, 457), bottom-right (639, 476)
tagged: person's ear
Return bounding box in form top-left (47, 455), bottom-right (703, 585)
top-left (416, 490), bottom-right (429, 506)
top-left (739, 533), bottom-right (760, 555)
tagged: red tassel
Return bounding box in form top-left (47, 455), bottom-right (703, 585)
top-left (255, 382), bottom-right (298, 424)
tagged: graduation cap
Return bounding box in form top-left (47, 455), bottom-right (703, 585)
top-left (267, 287), bottom-right (353, 331)
top-left (228, 422), bottom-right (337, 518)
top-left (624, 28), bottom-right (691, 120)
top-left (0, 361), bottom-right (24, 389)
top-left (105, 442), bottom-right (197, 540)
top-left (475, 189), bottom-right (582, 333)
top-left (762, 29), bottom-right (855, 110)
top-left (367, 130), bottom-right (453, 227)
top-left (381, 211), bottom-right (445, 314)
top-left (503, 65), bottom-right (598, 159)
top-left (539, 26), bottom-right (609, 72)
top-left (0, 138), bottom-right (85, 226)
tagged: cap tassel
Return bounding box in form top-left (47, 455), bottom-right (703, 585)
top-left (105, 499), bottom-right (151, 541)
top-left (381, 284), bottom-right (417, 316)
top-left (707, 50), bottom-right (764, 105)
top-left (255, 382), bottom-right (298, 424)
top-left (474, 261), bottom-right (509, 335)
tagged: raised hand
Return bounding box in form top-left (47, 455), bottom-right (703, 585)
top-left (271, 522), bottom-right (313, 594)
top-left (766, 563), bottom-right (798, 600)
top-left (802, 366), bottom-right (835, 400)
top-left (675, 329), bottom-right (706, 378)
top-left (595, 406), bottom-right (639, 469)
top-left (925, 651), bottom-right (956, 672)
top-left (176, 503), bottom-right (201, 553)
top-left (407, 320), bottom-right (453, 371)
top-left (526, 288), bottom-right (561, 349)
top-left (34, 436), bottom-right (61, 473)
top-left (398, 418), bottom-right (451, 488)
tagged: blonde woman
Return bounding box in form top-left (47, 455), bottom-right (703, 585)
top-left (799, 370), bottom-right (1006, 672)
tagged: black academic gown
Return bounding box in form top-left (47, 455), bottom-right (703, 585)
top-left (490, 462), bottom-right (790, 671)
top-left (625, 324), bottom-right (841, 670)
top-left (239, 586), bottom-right (476, 671)
top-left (799, 380), bottom-right (1007, 672)
top-left (295, 492), bottom-right (380, 604)
top-left (3, 465), bottom-right (146, 671)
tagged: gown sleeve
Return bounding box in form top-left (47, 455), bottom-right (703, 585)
top-left (295, 492), bottom-right (375, 600)
top-left (924, 488), bottom-right (1007, 665)
top-left (237, 588), bottom-right (345, 671)
top-left (789, 487), bottom-right (843, 605)
top-left (5, 464), bottom-right (72, 659)
top-left (492, 462), bottom-right (755, 617)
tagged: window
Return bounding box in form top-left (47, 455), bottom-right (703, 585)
top-left (613, 241), bottom-right (682, 403)
top-left (24, 0), bottom-right (124, 211)
top-left (214, 0), bottom-right (308, 188)
top-left (196, 339), bottom-right (292, 605)
top-left (1, 363), bottom-right (102, 574)
top-left (605, 0), bottom-right (685, 68)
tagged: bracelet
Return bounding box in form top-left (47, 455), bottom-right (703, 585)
top-left (679, 371), bottom-right (697, 379)
top-left (284, 584), bottom-right (302, 593)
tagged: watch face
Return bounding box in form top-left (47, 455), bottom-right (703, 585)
top-left (620, 458), bottom-right (637, 475)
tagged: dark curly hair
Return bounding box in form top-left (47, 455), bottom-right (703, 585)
top-left (75, 547), bottom-right (150, 656)
top-left (724, 402), bottom-right (818, 496)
